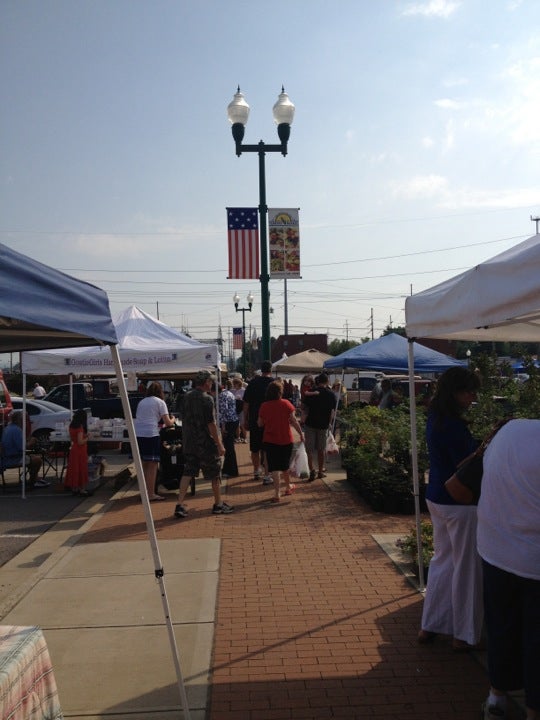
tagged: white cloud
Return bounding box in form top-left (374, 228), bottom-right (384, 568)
top-left (434, 98), bottom-right (464, 110)
top-left (442, 77), bottom-right (469, 88)
top-left (499, 57), bottom-right (540, 145)
top-left (443, 119), bottom-right (455, 151)
top-left (440, 186), bottom-right (540, 209)
top-left (391, 174), bottom-right (449, 199)
top-left (422, 136), bottom-right (435, 148)
top-left (391, 174), bottom-right (540, 210)
top-left (401, 0), bottom-right (461, 19)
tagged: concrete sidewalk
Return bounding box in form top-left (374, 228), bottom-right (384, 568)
top-left (0, 442), bottom-right (514, 720)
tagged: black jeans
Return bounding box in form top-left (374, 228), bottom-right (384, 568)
top-left (222, 421), bottom-right (239, 477)
top-left (482, 559), bottom-right (540, 711)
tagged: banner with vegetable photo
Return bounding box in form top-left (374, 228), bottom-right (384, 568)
top-left (268, 208), bottom-right (300, 278)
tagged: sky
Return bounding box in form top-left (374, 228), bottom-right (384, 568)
top-left (2, 0), bottom-right (540, 360)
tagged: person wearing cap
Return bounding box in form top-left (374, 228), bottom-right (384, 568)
top-left (174, 370), bottom-right (234, 518)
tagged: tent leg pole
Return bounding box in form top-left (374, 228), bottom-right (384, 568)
top-left (22, 374), bottom-right (27, 499)
top-left (111, 346), bottom-right (192, 719)
top-left (408, 340), bottom-right (425, 592)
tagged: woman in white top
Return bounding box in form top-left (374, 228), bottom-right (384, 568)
top-left (477, 419), bottom-right (540, 720)
top-left (134, 381), bottom-right (175, 501)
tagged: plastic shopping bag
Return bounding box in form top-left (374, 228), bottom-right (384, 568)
top-left (325, 431), bottom-right (339, 455)
top-left (289, 442), bottom-right (309, 478)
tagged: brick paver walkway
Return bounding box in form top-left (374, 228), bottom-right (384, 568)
top-left (83, 442), bottom-right (493, 720)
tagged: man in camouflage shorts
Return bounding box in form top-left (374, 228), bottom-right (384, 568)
top-left (174, 370), bottom-right (234, 518)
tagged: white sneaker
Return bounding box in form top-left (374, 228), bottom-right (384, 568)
top-left (262, 476), bottom-right (273, 485)
top-left (34, 479), bottom-right (51, 488)
top-left (482, 701), bottom-right (506, 719)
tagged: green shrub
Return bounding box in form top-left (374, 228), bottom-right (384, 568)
top-left (396, 519), bottom-right (434, 568)
top-left (339, 360), bottom-right (540, 515)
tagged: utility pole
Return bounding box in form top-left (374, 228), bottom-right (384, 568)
top-left (284, 279), bottom-right (289, 336)
top-left (531, 215), bottom-right (540, 234)
top-left (344, 320), bottom-right (349, 342)
top-left (370, 308), bottom-right (374, 340)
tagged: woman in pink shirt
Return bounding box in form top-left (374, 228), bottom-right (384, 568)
top-left (258, 381), bottom-right (304, 503)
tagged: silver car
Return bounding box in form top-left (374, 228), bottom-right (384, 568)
top-left (10, 397), bottom-right (71, 443)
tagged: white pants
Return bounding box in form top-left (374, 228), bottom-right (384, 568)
top-left (421, 500), bottom-right (483, 645)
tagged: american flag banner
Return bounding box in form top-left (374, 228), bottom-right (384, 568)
top-left (227, 208), bottom-right (260, 279)
top-left (232, 327), bottom-right (243, 350)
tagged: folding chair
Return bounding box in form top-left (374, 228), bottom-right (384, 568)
top-left (0, 441), bottom-right (26, 492)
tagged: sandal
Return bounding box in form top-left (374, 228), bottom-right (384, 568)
top-left (417, 630), bottom-right (437, 644)
top-left (284, 484), bottom-right (296, 496)
top-left (270, 496), bottom-right (281, 503)
top-left (452, 639), bottom-right (484, 652)
top-left (149, 495), bottom-right (166, 502)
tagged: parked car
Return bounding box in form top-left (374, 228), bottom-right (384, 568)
top-left (10, 397), bottom-right (71, 443)
top-left (390, 378), bottom-right (435, 405)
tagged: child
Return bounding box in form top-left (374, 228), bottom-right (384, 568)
top-left (300, 375), bottom-right (318, 425)
top-left (64, 409), bottom-right (91, 496)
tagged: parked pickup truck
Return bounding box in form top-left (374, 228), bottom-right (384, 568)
top-left (44, 380), bottom-right (145, 419)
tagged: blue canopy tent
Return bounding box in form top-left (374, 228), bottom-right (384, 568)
top-left (0, 242), bottom-right (117, 351)
top-left (511, 360), bottom-right (539, 371)
top-left (324, 332), bottom-right (465, 373)
top-left (324, 332), bottom-right (464, 592)
top-left (0, 242), bottom-right (191, 718)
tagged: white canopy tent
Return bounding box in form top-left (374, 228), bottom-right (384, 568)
top-left (22, 305), bottom-right (220, 376)
top-left (405, 233), bottom-right (540, 590)
top-left (1, 245), bottom-right (192, 718)
top-left (271, 348), bottom-right (332, 374)
top-left (406, 234), bottom-right (540, 341)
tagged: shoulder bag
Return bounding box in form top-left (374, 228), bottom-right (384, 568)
top-left (444, 418), bottom-right (511, 505)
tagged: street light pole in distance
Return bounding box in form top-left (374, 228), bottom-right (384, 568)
top-left (233, 291), bottom-right (254, 378)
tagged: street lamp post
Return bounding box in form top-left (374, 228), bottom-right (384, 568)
top-left (227, 86), bottom-right (295, 362)
top-left (234, 291), bottom-right (254, 378)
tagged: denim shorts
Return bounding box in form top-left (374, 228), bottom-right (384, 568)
top-left (136, 435), bottom-right (161, 462)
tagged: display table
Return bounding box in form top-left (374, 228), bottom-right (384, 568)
top-left (0, 625), bottom-right (63, 720)
top-left (49, 424), bottom-right (127, 444)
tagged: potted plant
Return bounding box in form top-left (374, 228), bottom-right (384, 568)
top-left (395, 519), bottom-right (434, 578)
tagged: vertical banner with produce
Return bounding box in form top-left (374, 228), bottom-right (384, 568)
top-left (268, 208), bottom-right (300, 278)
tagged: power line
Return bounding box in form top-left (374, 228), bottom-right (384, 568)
top-left (57, 233), bottom-right (526, 275)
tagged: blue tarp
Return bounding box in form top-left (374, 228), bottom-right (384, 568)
top-left (324, 333), bottom-right (465, 373)
top-left (511, 360), bottom-right (539, 370)
top-left (0, 242), bottom-right (117, 352)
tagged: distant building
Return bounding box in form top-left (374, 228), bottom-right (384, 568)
top-left (416, 338), bottom-right (457, 356)
top-left (272, 334), bottom-right (328, 362)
